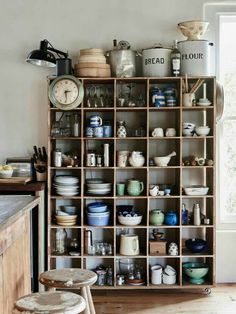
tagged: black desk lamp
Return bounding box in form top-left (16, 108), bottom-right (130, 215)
top-left (26, 39), bottom-right (72, 76)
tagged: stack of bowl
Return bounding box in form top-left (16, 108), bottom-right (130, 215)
top-left (87, 201), bottom-right (110, 226)
top-left (55, 211), bottom-right (78, 226)
top-left (54, 176), bottom-right (79, 196)
top-left (74, 48), bottom-right (111, 78)
top-left (86, 181), bottom-right (112, 195)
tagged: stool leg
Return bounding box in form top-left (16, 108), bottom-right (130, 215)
top-left (81, 286), bottom-right (90, 314)
top-left (86, 286), bottom-right (96, 314)
top-left (47, 286), bottom-right (56, 292)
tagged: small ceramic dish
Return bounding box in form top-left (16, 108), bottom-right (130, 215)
top-left (183, 185), bottom-right (209, 196)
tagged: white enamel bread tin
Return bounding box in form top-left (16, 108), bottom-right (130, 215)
top-left (142, 46), bottom-right (172, 77)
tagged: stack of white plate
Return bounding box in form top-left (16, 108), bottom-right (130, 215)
top-left (54, 176), bottom-right (80, 196)
top-left (86, 182), bottom-right (112, 195)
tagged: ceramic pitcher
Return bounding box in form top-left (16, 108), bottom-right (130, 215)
top-left (127, 179), bottom-right (144, 196)
top-left (119, 234), bottom-right (140, 255)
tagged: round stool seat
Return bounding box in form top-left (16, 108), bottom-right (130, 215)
top-left (14, 291), bottom-right (86, 314)
top-left (39, 268), bottom-right (97, 288)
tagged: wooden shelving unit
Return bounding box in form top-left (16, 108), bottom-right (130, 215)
top-left (47, 76), bottom-right (216, 291)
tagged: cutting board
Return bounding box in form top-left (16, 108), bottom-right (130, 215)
top-left (0, 177), bottom-right (32, 184)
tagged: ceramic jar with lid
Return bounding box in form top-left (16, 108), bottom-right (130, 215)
top-left (149, 209), bottom-right (165, 225)
top-left (164, 211), bottom-right (178, 226)
top-left (129, 151), bottom-right (145, 167)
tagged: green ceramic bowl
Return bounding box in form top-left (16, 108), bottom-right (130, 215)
top-left (182, 262), bottom-right (209, 284)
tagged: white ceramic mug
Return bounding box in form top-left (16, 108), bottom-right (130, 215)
top-left (152, 128), bottom-right (164, 137)
top-left (182, 93), bottom-right (196, 107)
top-left (165, 128), bottom-right (177, 137)
top-left (149, 185), bottom-right (159, 196)
top-left (151, 265), bottom-right (163, 284)
top-left (119, 234), bottom-right (140, 255)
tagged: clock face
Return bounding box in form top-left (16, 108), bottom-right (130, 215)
top-left (49, 75), bottom-right (84, 110)
top-left (53, 79), bottom-right (79, 105)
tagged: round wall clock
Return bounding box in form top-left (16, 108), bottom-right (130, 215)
top-left (48, 75), bottom-right (84, 110)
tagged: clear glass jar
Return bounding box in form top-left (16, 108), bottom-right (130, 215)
top-left (54, 228), bottom-right (67, 255)
top-left (63, 114), bottom-right (72, 136)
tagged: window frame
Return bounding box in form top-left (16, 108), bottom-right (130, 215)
top-left (204, 3), bottom-right (236, 228)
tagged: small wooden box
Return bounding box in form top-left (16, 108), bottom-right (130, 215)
top-left (149, 240), bottom-right (167, 255)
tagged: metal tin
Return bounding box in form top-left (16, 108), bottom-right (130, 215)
top-left (177, 40), bottom-right (213, 76)
top-left (142, 46), bottom-right (172, 77)
top-left (86, 152), bottom-right (96, 167)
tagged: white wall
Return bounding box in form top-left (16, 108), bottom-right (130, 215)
top-left (0, 0), bottom-right (233, 282)
top-left (0, 0), bottom-right (225, 161)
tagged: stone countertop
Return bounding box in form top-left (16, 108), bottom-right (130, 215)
top-left (0, 195), bottom-right (40, 232)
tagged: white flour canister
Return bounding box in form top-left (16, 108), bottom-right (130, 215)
top-left (177, 40), bottom-right (213, 76)
top-left (142, 46), bottom-right (172, 77)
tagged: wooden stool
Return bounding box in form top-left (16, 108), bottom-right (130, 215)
top-left (14, 291), bottom-right (86, 313)
top-left (39, 268), bottom-right (97, 314)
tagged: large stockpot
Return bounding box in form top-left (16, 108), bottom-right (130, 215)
top-left (142, 46), bottom-right (172, 77)
top-left (107, 41), bottom-right (138, 77)
top-left (177, 40), bottom-right (213, 76)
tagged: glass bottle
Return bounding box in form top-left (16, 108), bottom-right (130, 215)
top-left (171, 40), bottom-right (181, 77)
top-left (73, 113), bottom-right (79, 137)
top-left (68, 238), bottom-right (80, 255)
top-left (64, 114), bottom-right (72, 136)
top-left (106, 266), bottom-right (113, 286)
top-left (182, 203), bottom-right (189, 225)
top-left (55, 228), bottom-right (67, 255)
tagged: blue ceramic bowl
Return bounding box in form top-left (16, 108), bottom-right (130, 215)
top-left (87, 202), bottom-right (108, 213)
top-left (185, 238), bottom-right (208, 253)
top-left (87, 211), bottom-right (110, 226)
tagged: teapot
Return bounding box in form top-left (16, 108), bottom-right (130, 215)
top-left (127, 179), bottom-right (144, 196)
top-left (164, 211), bottom-right (178, 226)
top-left (129, 151), bottom-right (145, 167)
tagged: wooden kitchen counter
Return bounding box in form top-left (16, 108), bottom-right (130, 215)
top-left (0, 195), bottom-right (40, 314)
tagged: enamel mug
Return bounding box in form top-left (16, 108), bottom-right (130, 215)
top-left (89, 115), bottom-right (103, 127)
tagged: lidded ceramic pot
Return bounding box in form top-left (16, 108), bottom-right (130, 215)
top-left (149, 209), bottom-right (164, 225)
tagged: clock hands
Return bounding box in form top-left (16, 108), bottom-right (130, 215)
top-left (64, 89), bottom-right (71, 103)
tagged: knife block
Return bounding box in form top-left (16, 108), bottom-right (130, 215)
top-left (35, 161), bottom-right (47, 181)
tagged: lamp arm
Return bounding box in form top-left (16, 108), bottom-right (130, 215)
top-left (47, 46), bottom-right (68, 58)
top-left (42, 39), bottom-right (68, 59)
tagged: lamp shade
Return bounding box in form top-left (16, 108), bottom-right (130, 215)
top-left (26, 40), bottom-right (56, 67)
